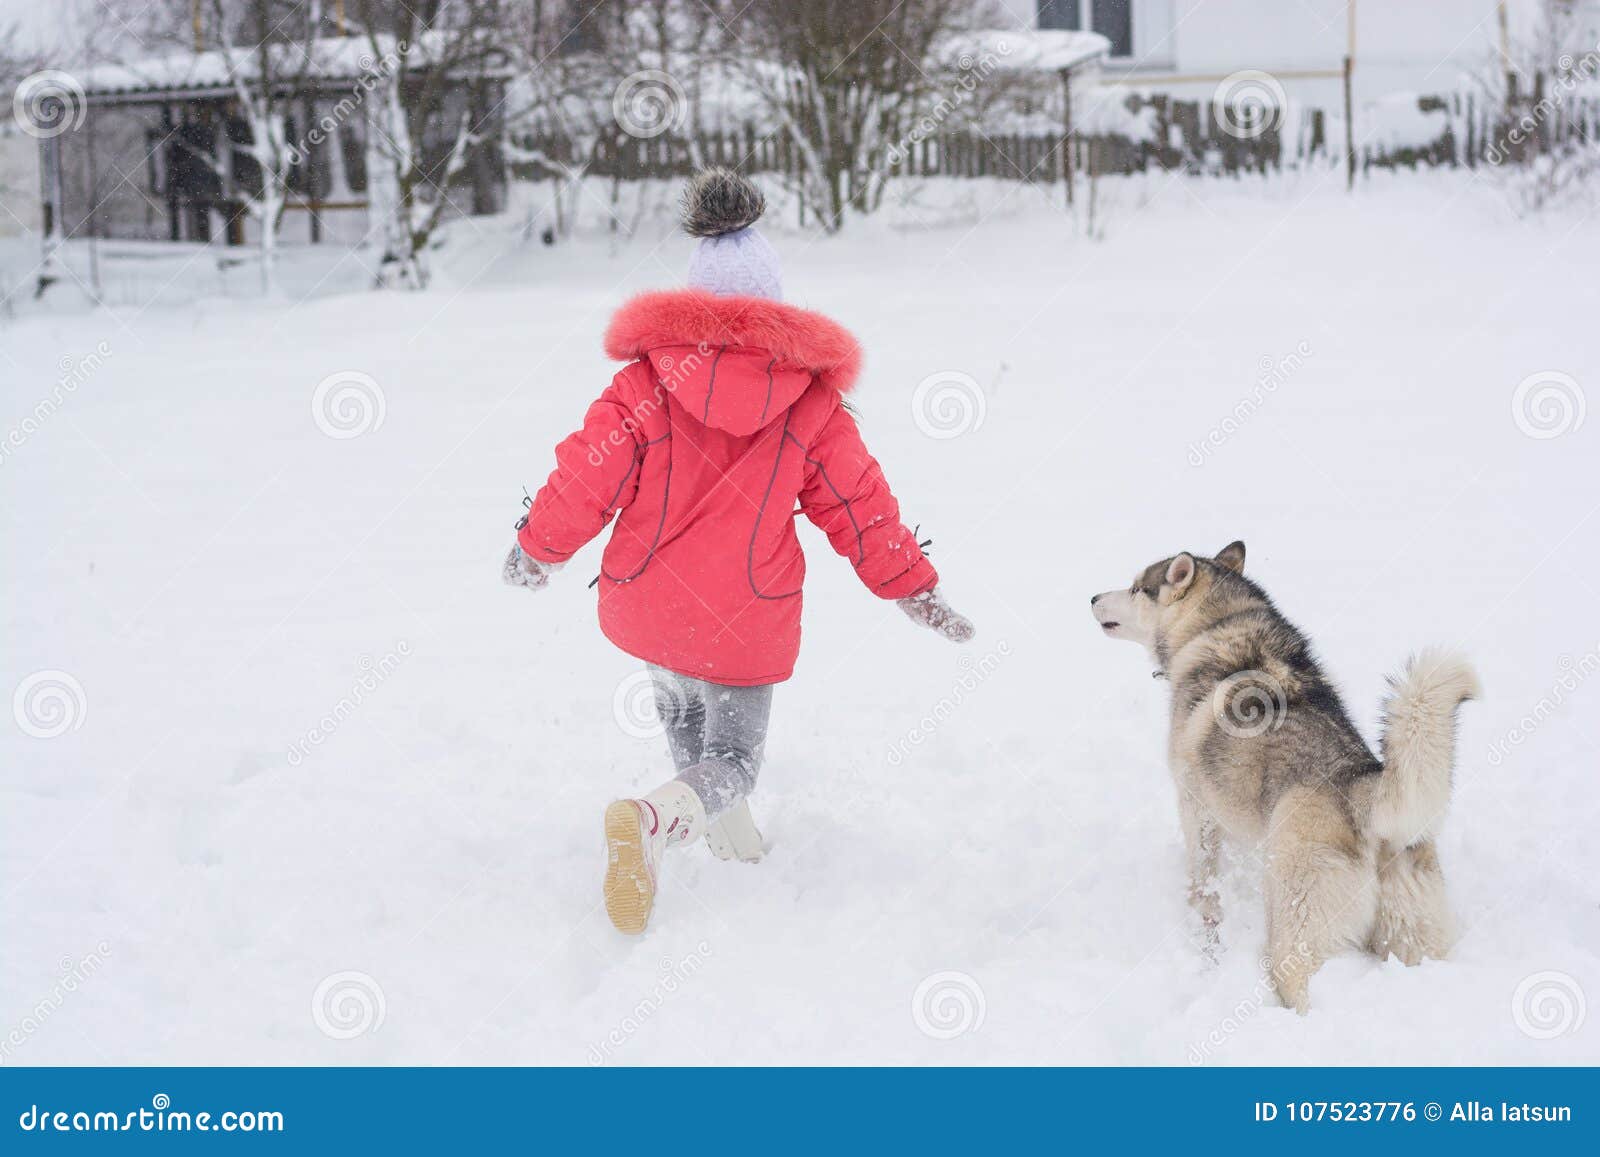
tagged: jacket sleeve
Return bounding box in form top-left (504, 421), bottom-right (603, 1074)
top-left (798, 401), bottom-right (939, 600)
top-left (517, 369), bottom-right (646, 564)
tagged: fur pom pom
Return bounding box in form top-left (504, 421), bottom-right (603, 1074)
top-left (681, 168), bottom-right (766, 238)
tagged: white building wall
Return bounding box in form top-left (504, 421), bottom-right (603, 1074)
top-left (0, 128), bottom-right (44, 237)
top-left (994, 0), bottom-right (1512, 107)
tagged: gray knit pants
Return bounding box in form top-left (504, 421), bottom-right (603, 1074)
top-left (649, 665), bottom-right (773, 822)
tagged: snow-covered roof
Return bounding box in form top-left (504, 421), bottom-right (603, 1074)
top-left (1363, 92), bottom-right (1451, 153)
top-left (941, 28), bottom-right (1110, 75)
top-left (76, 32), bottom-right (506, 101)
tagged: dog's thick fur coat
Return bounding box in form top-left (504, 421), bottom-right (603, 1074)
top-left (1092, 542), bottom-right (1478, 1012)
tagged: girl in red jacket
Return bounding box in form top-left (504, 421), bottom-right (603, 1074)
top-left (504, 170), bottom-right (974, 934)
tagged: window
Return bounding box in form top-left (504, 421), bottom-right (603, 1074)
top-left (1092, 0), bottom-right (1133, 59)
top-left (1037, 0), bottom-right (1081, 31)
top-left (1037, 0), bottom-right (1136, 59)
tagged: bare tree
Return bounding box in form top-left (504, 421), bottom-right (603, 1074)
top-left (204, 0), bottom-right (328, 293)
top-left (1469, 0), bottom-right (1600, 214)
top-left (496, 1), bottom-right (613, 240)
top-left (735, 0), bottom-right (977, 231)
top-left (500, 1), bottom-right (736, 242)
top-left (0, 21), bottom-right (43, 92)
top-left (351, 0), bottom-right (509, 288)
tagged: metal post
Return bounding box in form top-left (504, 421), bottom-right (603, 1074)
top-left (35, 134), bottom-right (66, 299)
top-left (163, 104), bottom-right (180, 240)
top-left (1062, 66), bottom-right (1075, 209)
top-left (1344, 1), bottom-right (1357, 190)
top-left (85, 100), bottom-right (102, 300)
top-left (304, 93), bottom-right (323, 243)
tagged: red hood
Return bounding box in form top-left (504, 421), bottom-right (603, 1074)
top-left (604, 289), bottom-right (861, 435)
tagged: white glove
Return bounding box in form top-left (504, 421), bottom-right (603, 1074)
top-left (897, 587), bottom-right (975, 643)
top-left (502, 544), bottom-right (561, 591)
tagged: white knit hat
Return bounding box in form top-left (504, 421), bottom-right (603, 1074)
top-left (687, 227), bottom-right (783, 301)
top-left (682, 169), bottom-right (782, 301)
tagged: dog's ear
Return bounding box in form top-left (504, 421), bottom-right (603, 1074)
top-left (1215, 540), bottom-right (1246, 574)
top-left (1165, 553), bottom-right (1196, 593)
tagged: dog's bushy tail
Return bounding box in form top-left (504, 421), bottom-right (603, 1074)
top-left (1371, 649), bottom-right (1480, 846)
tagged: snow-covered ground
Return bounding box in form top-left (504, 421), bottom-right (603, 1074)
top-left (3, 170), bottom-right (1597, 1066)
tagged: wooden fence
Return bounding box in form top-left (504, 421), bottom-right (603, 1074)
top-left (508, 87), bottom-right (1599, 187)
top-left (1364, 86), bottom-right (1600, 171)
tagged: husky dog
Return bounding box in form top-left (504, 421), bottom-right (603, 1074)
top-left (1090, 541), bottom-right (1478, 1013)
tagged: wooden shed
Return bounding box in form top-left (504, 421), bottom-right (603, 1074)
top-left (40, 35), bottom-right (509, 250)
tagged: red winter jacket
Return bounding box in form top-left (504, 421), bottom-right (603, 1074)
top-left (518, 289), bottom-right (938, 686)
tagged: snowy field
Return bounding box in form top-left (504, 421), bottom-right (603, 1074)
top-left (3, 170), bottom-right (1597, 1066)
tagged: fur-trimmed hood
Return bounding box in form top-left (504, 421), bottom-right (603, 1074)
top-left (604, 289), bottom-right (862, 395)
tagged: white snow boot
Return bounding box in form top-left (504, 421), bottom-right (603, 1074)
top-left (603, 780), bottom-right (706, 935)
top-left (705, 799), bottom-right (765, 863)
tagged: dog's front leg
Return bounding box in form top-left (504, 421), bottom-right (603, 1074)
top-left (1179, 795), bottom-right (1224, 961)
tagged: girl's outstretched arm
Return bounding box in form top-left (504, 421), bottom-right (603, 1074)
top-left (511, 368), bottom-right (648, 576)
top-left (799, 402), bottom-right (974, 641)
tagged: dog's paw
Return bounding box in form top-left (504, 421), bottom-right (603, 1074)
top-left (1274, 977), bottom-right (1312, 1016)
